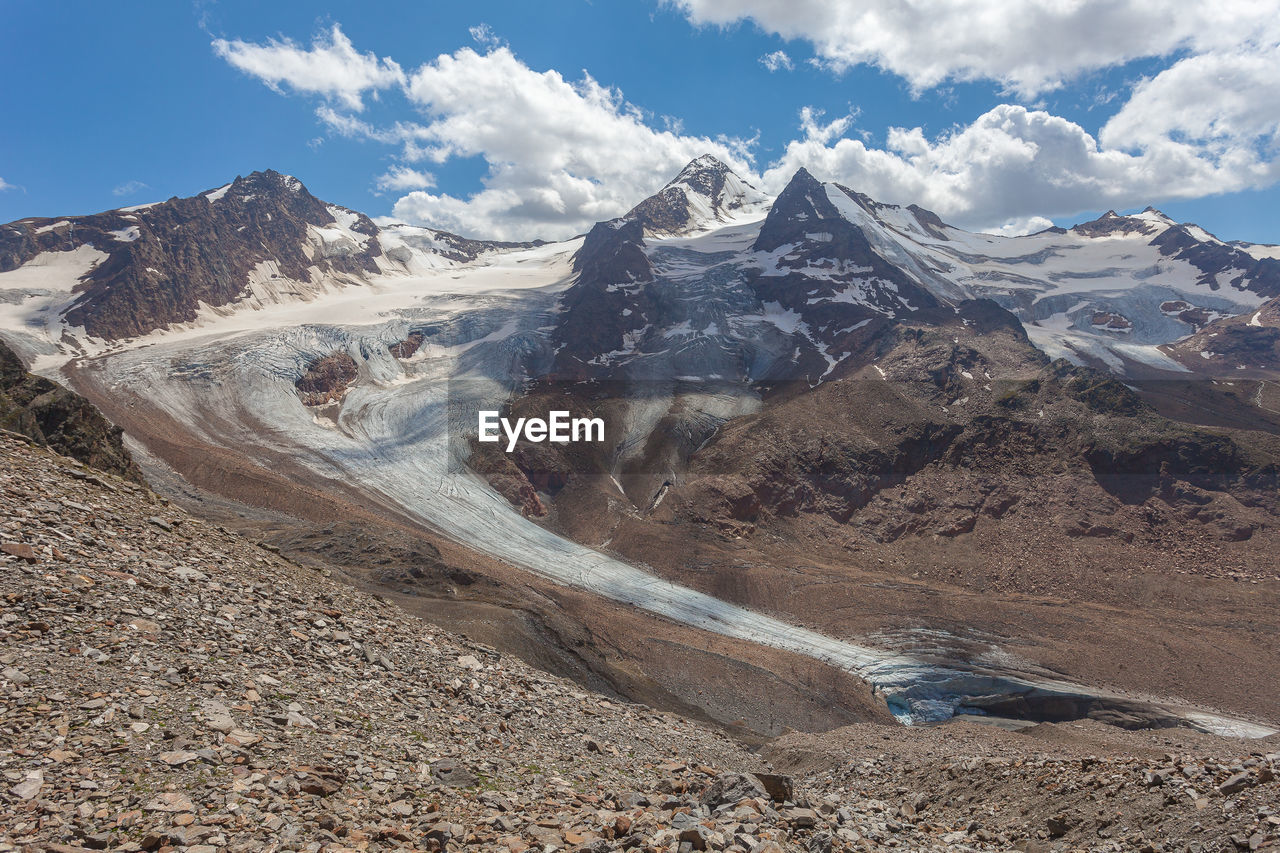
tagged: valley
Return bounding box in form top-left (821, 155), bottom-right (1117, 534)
top-left (2, 161), bottom-right (1279, 744)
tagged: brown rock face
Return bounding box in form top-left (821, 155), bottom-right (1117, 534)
top-left (468, 440), bottom-right (559, 518)
top-left (623, 155), bottom-right (761, 235)
top-left (295, 352), bottom-right (358, 406)
top-left (0, 171), bottom-right (383, 340)
top-left (389, 332), bottom-right (425, 359)
top-left (0, 340), bottom-right (142, 482)
top-left (1163, 294), bottom-right (1280, 373)
top-left (1090, 311), bottom-right (1133, 331)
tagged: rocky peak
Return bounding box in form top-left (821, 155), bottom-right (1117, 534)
top-left (747, 168), bottom-right (943, 361)
top-left (750, 167), bottom-right (838, 253)
top-left (555, 218), bottom-right (656, 373)
top-left (668, 154), bottom-right (736, 196)
top-left (1152, 222), bottom-right (1280, 298)
top-left (571, 218), bottom-right (651, 281)
top-left (1072, 207), bottom-right (1175, 239)
top-left (0, 170), bottom-right (389, 341)
top-left (624, 155), bottom-right (767, 236)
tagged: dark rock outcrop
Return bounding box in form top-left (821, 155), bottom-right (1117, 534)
top-left (0, 170), bottom-right (538, 343)
top-left (296, 352), bottom-right (359, 406)
top-left (1151, 224), bottom-right (1280, 299)
top-left (750, 169), bottom-right (941, 326)
top-left (0, 340), bottom-right (142, 482)
top-left (0, 171), bottom-right (383, 340)
top-left (552, 219), bottom-right (656, 374)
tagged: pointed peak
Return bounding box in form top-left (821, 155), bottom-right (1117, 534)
top-left (778, 167), bottom-right (824, 196)
top-left (235, 170), bottom-right (308, 195)
top-left (680, 153), bottom-right (731, 174)
top-left (625, 155), bottom-right (766, 236)
top-left (1072, 207), bottom-right (1170, 238)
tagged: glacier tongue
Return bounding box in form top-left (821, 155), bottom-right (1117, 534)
top-left (76, 268), bottom-right (1274, 737)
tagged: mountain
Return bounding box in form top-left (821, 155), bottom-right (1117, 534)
top-left (1, 158), bottom-right (1278, 741)
top-left (5, 157), bottom-right (1276, 379)
top-left (0, 169), bottom-right (533, 351)
top-left (625, 153), bottom-right (769, 236)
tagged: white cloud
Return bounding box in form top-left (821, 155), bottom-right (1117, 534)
top-left (374, 165), bottom-right (436, 193)
top-left (762, 103), bottom-right (1280, 233)
top-left (669, 0), bottom-right (1279, 97)
top-left (212, 23), bottom-right (1280, 241)
top-left (759, 50), bottom-right (793, 72)
top-left (0, 177), bottom-right (12, 192)
top-left (469, 23), bottom-right (505, 52)
top-left (112, 180), bottom-right (149, 197)
top-left (1101, 44), bottom-right (1280, 155)
top-left (213, 24), bottom-right (404, 111)
top-left (983, 215), bottom-right (1056, 237)
top-left (387, 46), bottom-right (754, 239)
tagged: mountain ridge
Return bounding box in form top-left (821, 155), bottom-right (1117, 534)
top-left (4, 155), bottom-right (1280, 377)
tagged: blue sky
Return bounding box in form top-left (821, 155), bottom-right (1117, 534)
top-left (2, 1), bottom-right (1278, 242)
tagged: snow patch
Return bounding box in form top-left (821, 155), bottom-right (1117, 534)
top-left (0, 245), bottom-right (108, 292)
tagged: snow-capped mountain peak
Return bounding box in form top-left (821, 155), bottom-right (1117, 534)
top-left (624, 154), bottom-right (769, 236)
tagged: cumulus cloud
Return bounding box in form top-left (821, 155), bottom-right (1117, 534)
top-left (374, 165), bottom-right (435, 193)
top-left (669, 0), bottom-right (1278, 97)
top-left (762, 104), bottom-right (1280, 233)
top-left (983, 216), bottom-right (1056, 237)
top-left (213, 24), bottom-right (404, 111)
top-left (0, 177), bottom-right (13, 192)
top-left (213, 22), bottom-right (1280, 240)
top-left (759, 50), bottom-right (793, 72)
top-left (386, 46), bottom-right (754, 238)
top-left (112, 180), bottom-right (149, 197)
top-left (1101, 44), bottom-right (1280, 155)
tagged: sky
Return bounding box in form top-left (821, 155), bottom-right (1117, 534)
top-left (2, 0), bottom-right (1279, 243)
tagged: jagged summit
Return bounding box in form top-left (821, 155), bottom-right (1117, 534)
top-left (0, 170), bottom-right (532, 343)
top-left (1071, 207), bottom-right (1176, 238)
top-left (624, 154), bottom-right (769, 236)
top-left (201, 169), bottom-right (311, 203)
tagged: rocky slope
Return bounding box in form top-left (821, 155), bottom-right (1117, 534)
top-left (502, 297), bottom-right (1280, 730)
top-left (4, 432), bottom-right (1279, 853)
top-left (0, 171), bottom-right (385, 341)
top-left (1163, 294), bottom-right (1280, 377)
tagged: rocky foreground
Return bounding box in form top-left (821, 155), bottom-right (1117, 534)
top-left (1, 430), bottom-right (1278, 853)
